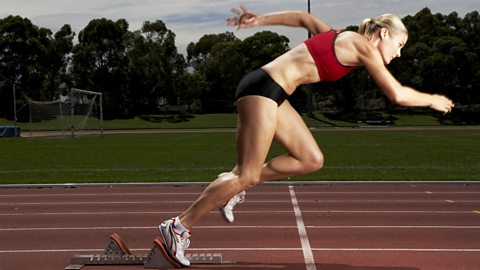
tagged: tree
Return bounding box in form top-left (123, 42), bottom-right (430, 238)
top-left (460, 11), bottom-right (480, 105)
top-left (186, 31), bottom-right (289, 112)
top-left (402, 9), bottom-right (479, 105)
top-left (239, 31), bottom-right (290, 71)
top-left (127, 20), bottom-right (187, 114)
top-left (0, 15), bottom-right (52, 119)
top-left (72, 18), bottom-right (131, 118)
top-left (203, 40), bottom-right (244, 112)
top-left (176, 72), bottom-right (209, 113)
top-left (186, 32), bottom-right (241, 112)
top-left (2, 7), bottom-right (479, 120)
top-left (44, 25), bottom-right (75, 97)
top-left (187, 32), bottom-right (238, 74)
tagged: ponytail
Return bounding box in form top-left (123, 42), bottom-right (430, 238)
top-left (358, 14), bottom-right (407, 37)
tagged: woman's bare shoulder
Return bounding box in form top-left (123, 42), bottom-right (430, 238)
top-left (335, 31), bottom-right (375, 66)
top-left (338, 31), bottom-right (370, 48)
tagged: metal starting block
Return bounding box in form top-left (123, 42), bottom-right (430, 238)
top-left (65, 233), bottom-right (225, 269)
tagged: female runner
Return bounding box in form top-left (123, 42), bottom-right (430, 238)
top-left (157, 6), bottom-right (454, 267)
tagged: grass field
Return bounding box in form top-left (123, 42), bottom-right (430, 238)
top-left (0, 111), bottom-right (458, 131)
top-left (1, 128), bottom-right (479, 184)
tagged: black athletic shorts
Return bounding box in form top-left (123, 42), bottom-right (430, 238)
top-left (235, 69), bottom-right (289, 106)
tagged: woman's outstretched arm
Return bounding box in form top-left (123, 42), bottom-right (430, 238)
top-left (227, 5), bottom-right (331, 35)
top-left (355, 38), bottom-right (454, 113)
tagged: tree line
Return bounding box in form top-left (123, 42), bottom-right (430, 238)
top-left (0, 7), bottom-right (479, 121)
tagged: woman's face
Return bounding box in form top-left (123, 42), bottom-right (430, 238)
top-left (377, 29), bottom-right (408, 65)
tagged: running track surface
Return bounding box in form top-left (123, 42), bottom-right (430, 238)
top-left (1, 183), bottom-right (479, 270)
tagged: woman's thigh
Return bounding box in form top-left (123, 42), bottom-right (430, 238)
top-left (235, 96), bottom-right (279, 179)
top-left (274, 100), bottom-right (322, 160)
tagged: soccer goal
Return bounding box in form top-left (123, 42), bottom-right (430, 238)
top-left (25, 88), bottom-right (103, 137)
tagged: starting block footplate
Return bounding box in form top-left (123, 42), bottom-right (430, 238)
top-left (65, 233), bottom-right (226, 269)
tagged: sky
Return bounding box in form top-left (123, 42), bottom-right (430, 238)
top-left (1, 0), bottom-right (479, 55)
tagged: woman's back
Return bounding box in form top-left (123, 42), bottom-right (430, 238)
top-left (262, 30), bottom-right (362, 93)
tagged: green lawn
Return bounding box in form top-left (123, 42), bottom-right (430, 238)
top-left (1, 129), bottom-right (479, 184)
top-left (0, 111), bottom-right (459, 131)
top-left (4, 114), bottom-right (239, 131)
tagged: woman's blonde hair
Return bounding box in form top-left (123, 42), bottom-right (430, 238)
top-left (358, 14), bottom-right (408, 37)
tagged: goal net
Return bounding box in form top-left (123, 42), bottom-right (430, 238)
top-left (25, 88), bottom-right (103, 137)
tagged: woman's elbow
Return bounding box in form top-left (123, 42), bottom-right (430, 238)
top-left (297, 12), bottom-right (312, 27)
top-left (298, 12), bottom-right (322, 34)
top-left (387, 92), bottom-right (408, 106)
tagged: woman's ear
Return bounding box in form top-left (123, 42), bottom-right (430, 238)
top-left (379, 28), bottom-right (389, 40)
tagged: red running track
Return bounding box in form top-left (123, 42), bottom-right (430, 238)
top-left (0, 182), bottom-right (479, 270)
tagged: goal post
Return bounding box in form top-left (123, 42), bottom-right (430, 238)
top-left (25, 88), bottom-right (103, 137)
top-left (70, 88), bottom-right (104, 137)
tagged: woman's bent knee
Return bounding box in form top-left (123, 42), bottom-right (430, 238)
top-left (237, 174), bottom-right (262, 189)
top-left (303, 152), bottom-right (324, 173)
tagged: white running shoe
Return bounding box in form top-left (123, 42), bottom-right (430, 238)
top-left (158, 218), bottom-right (191, 267)
top-left (220, 191), bottom-right (246, 223)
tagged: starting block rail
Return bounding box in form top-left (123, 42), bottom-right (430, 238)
top-left (65, 233), bottom-right (226, 269)
top-left (70, 254), bottom-right (148, 265)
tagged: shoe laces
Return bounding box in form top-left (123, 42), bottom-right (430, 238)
top-left (226, 191), bottom-right (245, 209)
top-left (174, 232), bottom-right (190, 252)
top-left (178, 237), bottom-right (190, 250)
top-left (171, 221), bottom-right (191, 251)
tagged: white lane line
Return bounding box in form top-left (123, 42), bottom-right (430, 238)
top-left (311, 248), bottom-right (480, 252)
top-left (1, 191), bottom-right (478, 197)
top-left (0, 209), bottom-right (476, 216)
top-left (0, 226), bottom-right (156, 231)
top-left (0, 249), bottom-right (106, 254)
top-left (190, 247), bottom-right (480, 252)
top-left (0, 201), bottom-right (202, 206)
top-left (2, 199), bottom-right (480, 206)
top-left (0, 193), bottom-right (201, 197)
top-left (0, 226), bottom-right (296, 231)
top-left (289, 185), bottom-right (317, 270)
top-left (1, 247), bottom-right (480, 254)
top-left (2, 225), bottom-right (480, 232)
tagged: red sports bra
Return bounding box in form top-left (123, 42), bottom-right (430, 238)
top-left (304, 30), bottom-right (355, 81)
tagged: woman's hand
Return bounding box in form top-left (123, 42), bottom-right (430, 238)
top-left (226, 5), bottom-right (260, 30)
top-left (429, 94), bottom-right (455, 114)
